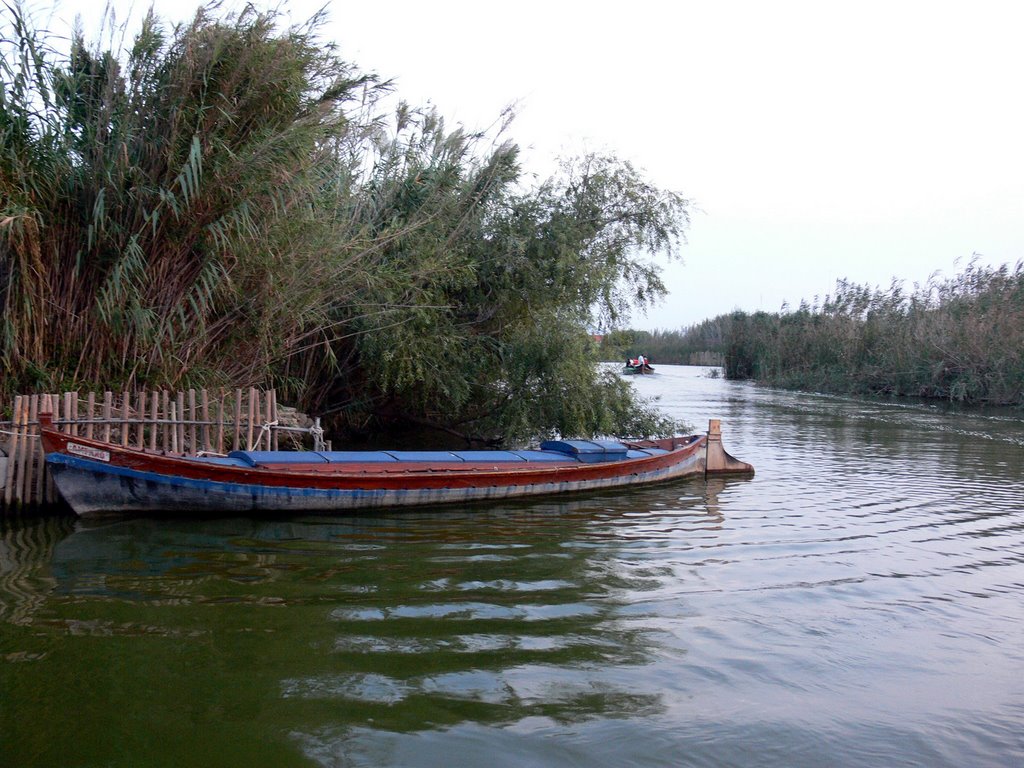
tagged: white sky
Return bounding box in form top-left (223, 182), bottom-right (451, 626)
top-left (35, 0), bottom-right (1024, 329)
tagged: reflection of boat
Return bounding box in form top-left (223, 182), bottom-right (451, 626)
top-left (39, 413), bottom-right (753, 517)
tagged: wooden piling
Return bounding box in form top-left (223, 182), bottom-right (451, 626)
top-left (36, 396), bottom-right (48, 504)
top-left (233, 389), bottom-right (242, 452)
top-left (269, 390), bottom-right (278, 450)
top-left (23, 395), bottom-right (38, 504)
top-left (169, 402), bottom-right (178, 453)
top-left (162, 391), bottom-right (170, 451)
top-left (150, 391), bottom-right (159, 451)
top-left (216, 390), bottom-right (226, 454)
top-left (64, 393), bottom-right (75, 436)
top-left (102, 392), bottom-right (113, 443)
top-left (86, 392), bottom-right (96, 440)
top-left (246, 388), bottom-right (256, 451)
top-left (120, 391), bottom-right (130, 448)
top-left (5, 396), bottom-right (23, 507)
top-left (188, 389), bottom-right (197, 454)
top-left (135, 392), bottom-right (145, 450)
top-left (175, 392), bottom-right (185, 454)
top-left (201, 389), bottom-right (210, 454)
top-left (46, 394), bottom-right (59, 503)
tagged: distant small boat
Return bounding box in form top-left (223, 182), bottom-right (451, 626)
top-left (39, 414), bottom-right (753, 517)
top-left (623, 358), bottom-right (655, 375)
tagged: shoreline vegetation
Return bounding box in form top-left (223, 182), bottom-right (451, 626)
top-left (0, 3), bottom-right (690, 446)
top-left (608, 260), bottom-right (1024, 408)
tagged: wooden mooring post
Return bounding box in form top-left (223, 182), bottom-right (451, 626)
top-left (0, 388), bottom-right (294, 511)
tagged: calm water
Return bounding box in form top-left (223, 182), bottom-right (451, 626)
top-left (2, 365), bottom-right (1023, 767)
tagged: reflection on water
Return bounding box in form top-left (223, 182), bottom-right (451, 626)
top-left (2, 366), bottom-right (1023, 767)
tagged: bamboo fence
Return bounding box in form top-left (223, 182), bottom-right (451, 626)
top-left (0, 388), bottom-right (316, 510)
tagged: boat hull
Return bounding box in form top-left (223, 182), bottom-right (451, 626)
top-left (39, 416), bottom-right (752, 517)
top-left (622, 364), bottom-right (655, 375)
top-left (46, 449), bottom-right (706, 516)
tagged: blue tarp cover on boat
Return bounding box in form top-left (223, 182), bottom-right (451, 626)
top-left (453, 451), bottom-right (526, 462)
top-left (626, 448), bottom-right (669, 459)
top-left (228, 450), bottom-right (328, 466)
top-left (513, 450), bottom-right (577, 462)
top-left (317, 451), bottom-right (533, 463)
top-left (383, 451), bottom-right (463, 462)
top-left (223, 445), bottom-right (624, 467)
top-left (187, 456), bottom-right (252, 467)
top-left (539, 440), bottom-right (629, 463)
top-left (318, 451), bottom-right (399, 463)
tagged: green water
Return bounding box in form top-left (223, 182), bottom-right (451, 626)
top-left (3, 366), bottom-right (1023, 767)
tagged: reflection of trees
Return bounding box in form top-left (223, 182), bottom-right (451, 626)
top-left (0, 515), bottom-right (74, 626)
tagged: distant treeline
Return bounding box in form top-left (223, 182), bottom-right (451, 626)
top-left (0, 4), bottom-right (689, 443)
top-left (605, 260), bottom-right (1024, 406)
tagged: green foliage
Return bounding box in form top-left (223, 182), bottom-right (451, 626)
top-left (288, 107), bottom-right (689, 443)
top-left (1, 3), bottom-right (692, 444)
top-left (718, 260), bottom-right (1024, 406)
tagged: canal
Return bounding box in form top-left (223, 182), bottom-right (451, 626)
top-left (2, 365), bottom-right (1022, 766)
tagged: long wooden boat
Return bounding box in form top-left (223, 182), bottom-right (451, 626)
top-left (39, 413), bottom-right (752, 517)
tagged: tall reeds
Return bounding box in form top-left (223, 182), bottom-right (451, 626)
top-left (1, 3), bottom-right (384, 392)
top-left (719, 261), bottom-right (1024, 405)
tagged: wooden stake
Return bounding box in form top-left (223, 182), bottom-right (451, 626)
top-left (266, 391), bottom-right (274, 450)
top-left (233, 389), bottom-right (242, 451)
top-left (64, 392), bottom-right (75, 436)
top-left (86, 392), bottom-right (96, 440)
top-left (247, 388), bottom-right (256, 450)
top-left (136, 391), bottom-right (146, 450)
top-left (46, 394), bottom-right (59, 503)
top-left (216, 389), bottom-right (226, 454)
top-left (36, 395), bottom-right (48, 504)
top-left (270, 389), bottom-right (279, 450)
top-left (201, 389), bottom-right (211, 453)
top-left (102, 391), bottom-right (113, 442)
top-left (187, 389), bottom-right (197, 454)
top-left (162, 391), bottom-right (170, 452)
top-left (170, 402), bottom-right (178, 453)
top-left (23, 395), bottom-right (38, 505)
top-left (121, 391), bottom-right (130, 447)
top-left (176, 391), bottom-right (186, 454)
top-left (7, 396), bottom-right (24, 506)
top-left (150, 392), bottom-right (159, 451)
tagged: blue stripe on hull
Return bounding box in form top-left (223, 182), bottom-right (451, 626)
top-left (46, 452), bottom-right (704, 517)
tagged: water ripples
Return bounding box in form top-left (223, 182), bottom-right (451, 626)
top-left (2, 365), bottom-right (1023, 766)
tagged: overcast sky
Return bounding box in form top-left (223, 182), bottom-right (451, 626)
top-left (41, 0), bottom-right (1024, 329)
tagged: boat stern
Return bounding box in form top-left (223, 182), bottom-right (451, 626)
top-left (704, 419), bottom-right (754, 476)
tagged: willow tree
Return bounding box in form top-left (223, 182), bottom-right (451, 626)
top-left (292, 109), bottom-right (692, 444)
